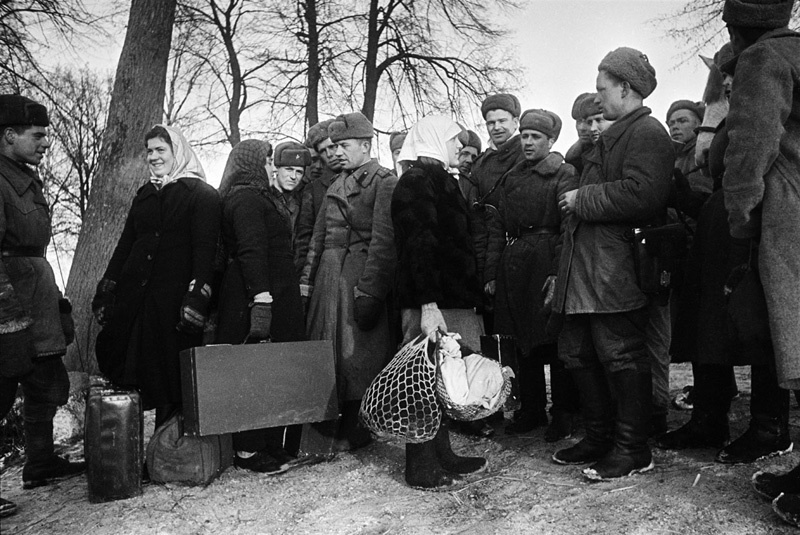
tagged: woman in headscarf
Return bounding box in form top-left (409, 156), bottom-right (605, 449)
top-left (391, 115), bottom-right (487, 490)
top-left (215, 139), bottom-right (305, 473)
top-left (92, 125), bottom-right (221, 429)
top-left (483, 109), bottom-right (579, 441)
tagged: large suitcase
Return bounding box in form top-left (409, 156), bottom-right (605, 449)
top-left (180, 341), bottom-right (339, 436)
top-left (84, 380), bottom-right (143, 503)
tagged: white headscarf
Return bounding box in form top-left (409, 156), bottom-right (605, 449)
top-left (149, 124), bottom-right (206, 188)
top-left (396, 115), bottom-right (462, 169)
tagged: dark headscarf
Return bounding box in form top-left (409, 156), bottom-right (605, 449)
top-left (218, 139), bottom-right (273, 198)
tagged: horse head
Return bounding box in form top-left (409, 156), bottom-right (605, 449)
top-left (695, 49), bottom-right (733, 169)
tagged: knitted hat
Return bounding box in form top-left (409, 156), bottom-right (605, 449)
top-left (274, 141), bottom-right (312, 167)
top-left (577, 94), bottom-right (602, 120)
top-left (714, 42), bottom-right (736, 68)
top-left (457, 129), bottom-right (482, 153)
top-left (481, 93), bottom-right (521, 119)
top-left (328, 112), bottom-right (374, 142)
top-left (519, 109), bottom-right (562, 140)
top-left (666, 100), bottom-right (705, 122)
top-left (598, 47), bottom-right (658, 98)
top-left (723, 0), bottom-right (794, 29)
top-left (389, 131), bottom-right (407, 152)
top-left (306, 119), bottom-right (333, 150)
top-left (571, 93), bottom-right (594, 120)
top-left (0, 95), bottom-right (49, 127)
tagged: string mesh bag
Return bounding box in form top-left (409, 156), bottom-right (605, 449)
top-left (359, 334), bottom-right (441, 443)
top-left (435, 333), bottom-right (514, 422)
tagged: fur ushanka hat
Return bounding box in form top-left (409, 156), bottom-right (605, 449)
top-left (723, 0), bottom-right (795, 29)
top-left (598, 47), bottom-right (658, 98)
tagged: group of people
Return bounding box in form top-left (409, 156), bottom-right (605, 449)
top-left (1, 0), bottom-right (799, 526)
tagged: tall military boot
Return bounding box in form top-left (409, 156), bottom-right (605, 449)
top-left (22, 420), bottom-right (85, 489)
top-left (434, 419), bottom-right (487, 474)
top-left (716, 363), bottom-right (792, 464)
top-left (505, 352), bottom-right (548, 435)
top-left (655, 364), bottom-right (731, 450)
top-left (583, 369), bottom-right (654, 480)
top-left (406, 438), bottom-right (463, 491)
top-left (545, 359), bottom-right (580, 443)
top-left (552, 366), bottom-right (614, 465)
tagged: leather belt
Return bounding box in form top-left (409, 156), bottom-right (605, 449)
top-left (1, 246), bottom-right (46, 258)
top-left (509, 227), bottom-right (559, 238)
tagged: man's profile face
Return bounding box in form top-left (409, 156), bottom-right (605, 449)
top-left (668, 109), bottom-right (700, 143)
top-left (596, 71), bottom-right (626, 121)
top-left (5, 125), bottom-right (50, 166)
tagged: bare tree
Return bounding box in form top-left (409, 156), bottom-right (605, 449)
top-left (0, 0), bottom-right (99, 92)
top-left (655, 0), bottom-right (800, 61)
top-left (34, 67), bottom-right (112, 252)
top-left (65, 0), bottom-right (178, 373)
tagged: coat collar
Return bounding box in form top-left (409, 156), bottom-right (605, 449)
top-left (722, 28), bottom-right (800, 75)
top-left (137, 176), bottom-right (201, 199)
top-left (0, 154), bottom-right (39, 196)
top-left (599, 107), bottom-right (652, 151)
top-left (529, 152), bottom-right (565, 177)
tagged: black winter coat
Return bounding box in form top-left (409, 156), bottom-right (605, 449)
top-left (96, 178), bottom-right (221, 409)
top-left (216, 185), bottom-right (304, 344)
top-left (391, 161), bottom-right (482, 309)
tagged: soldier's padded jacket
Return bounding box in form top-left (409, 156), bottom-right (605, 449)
top-left (553, 107), bottom-right (674, 315)
top-left (0, 155), bottom-right (66, 358)
top-left (722, 28), bottom-right (800, 389)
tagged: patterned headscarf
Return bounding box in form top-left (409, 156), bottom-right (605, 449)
top-left (218, 139), bottom-right (273, 198)
top-left (149, 124), bottom-right (206, 188)
top-left (397, 115), bottom-right (463, 168)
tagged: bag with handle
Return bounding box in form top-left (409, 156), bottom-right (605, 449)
top-left (146, 410), bottom-right (232, 486)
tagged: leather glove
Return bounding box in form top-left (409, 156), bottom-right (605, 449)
top-left (91, 278), bottom-right (116, 326)
top-left (58, 298), bottom-right (75, 345)
top-left (177, 289), bottom-right (210, 335)
top-left (0, 328), bottom-right (36, 378)
top-left (248, 302), bottom-right (272, 341)
top-left (541, 275), bottom-right (557, 315)
top-left (484, 280), bottom-right (496, 297)
top-left (420, 302), bottom-right (447, 340)
top-left (723, 263), bottom-right (751, 298)
top-left (354, 295), bottom-right (383, 331)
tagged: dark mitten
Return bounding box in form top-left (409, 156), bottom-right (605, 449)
top-left (91, 279), bottom-right (116, 326)
top-left (0, 328), bottom-right (36, 378)
top-left (353, 295), bottom-right (383, 331)
top-left (177, 290), bottom-right (210, 335)
top-left (58, 298), bottom-right (75, 345)
top-left (248, 303), bottom-right (272, 341)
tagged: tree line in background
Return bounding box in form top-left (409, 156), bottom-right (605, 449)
top-left (1, 0), bottom-right (798, 373)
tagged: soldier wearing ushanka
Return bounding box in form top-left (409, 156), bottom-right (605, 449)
top-left (0, 95), bottom-right (83, 517)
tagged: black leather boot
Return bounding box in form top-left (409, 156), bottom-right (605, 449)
top-left (583, 369), bottom-right (654, 480)
top-left (406, 438), bottom-right (462, 491)
top-left (434, 420), bottom-right (487, 474)
top-left (552, 366), bottom-right (613, 465)
top-left (656, 364), bottom-right (732, 450)
top-left (22, 420), bottom-right (85, 489)
top-left (506, 352), bottom-right (548, 435)
top-left (753, 463), bottom-right (800, 500)
top-left (334, 400), bottom-right (372, 452)
top-left (545, 359), bottom-right (579, 442)
top-left (716, 364), bottom-right (792, 464)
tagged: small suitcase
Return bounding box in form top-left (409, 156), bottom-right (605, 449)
top-left (180, 341), bottom-right (339, 436)
top-left (84, 379), bottom-right (143, 503)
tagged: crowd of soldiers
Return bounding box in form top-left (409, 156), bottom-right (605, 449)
top-left (1, 0), bottom-right (799, 527)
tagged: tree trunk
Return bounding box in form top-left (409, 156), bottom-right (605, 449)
top-left (64, 0), bottom-right (177, 373)
top-left (304, 0), bottom-right (320, 127)
top-left (360, 0), bottom-right (381, 122)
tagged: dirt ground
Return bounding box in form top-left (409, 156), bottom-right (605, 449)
top-left (2, 363), bottom-right (799, 535)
